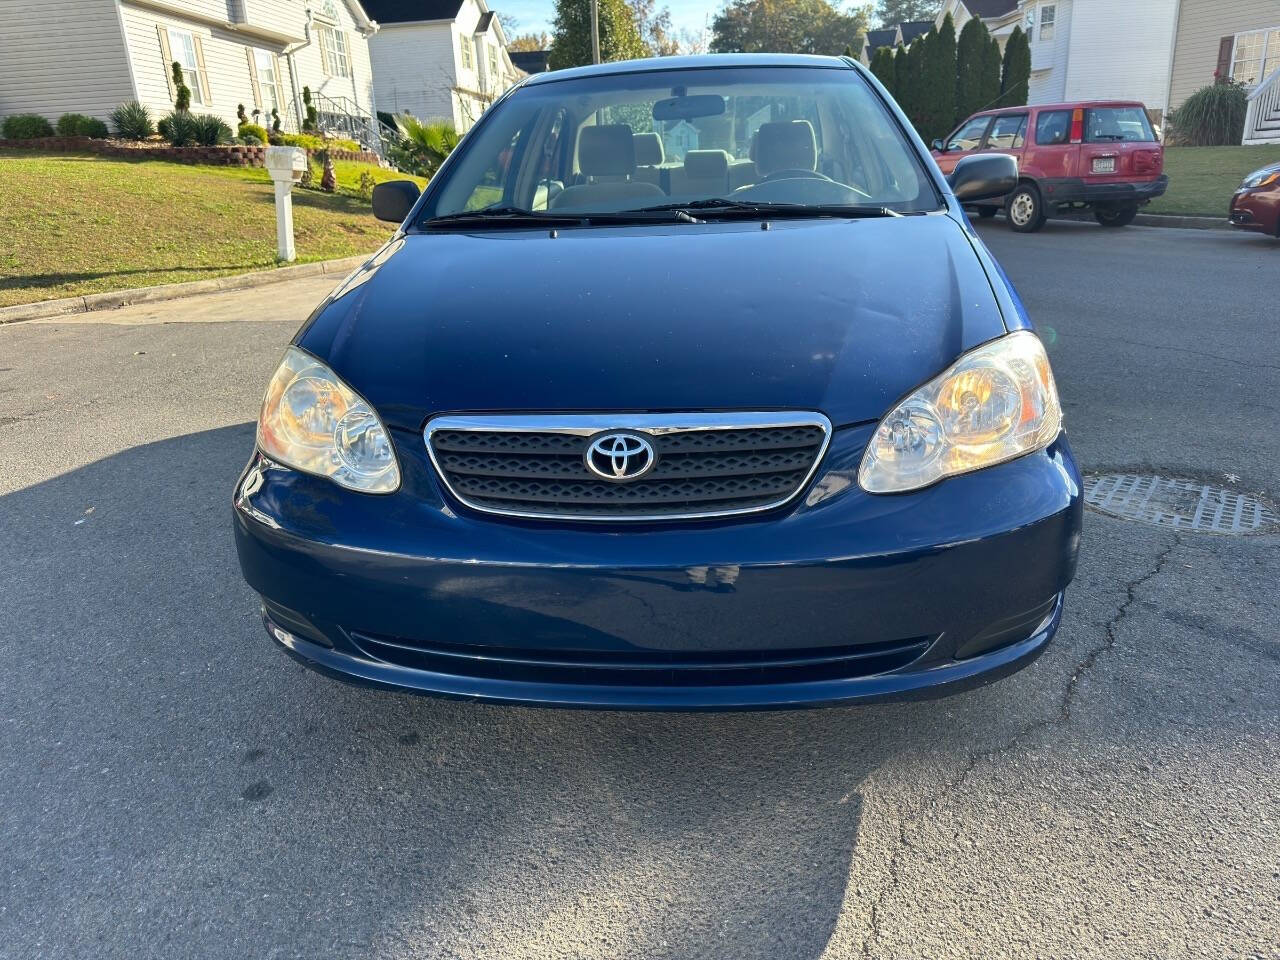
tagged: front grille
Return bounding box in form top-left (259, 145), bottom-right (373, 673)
top-left (425, 413), bottom-right (831, 521)
top-left (349, 631), bottom-right (931, 686)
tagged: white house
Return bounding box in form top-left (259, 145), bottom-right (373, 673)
top-left (934, 0), bottom-right (1021, 50)
top-left (0, 1), bottom-right (382, 142)
top-left (363, 0), bottom-right (522, 131)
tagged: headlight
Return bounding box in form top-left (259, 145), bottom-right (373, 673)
top-left (1241, 168), bottom-right (1279, 190)
top-left (858, 331), bottom-right (1062, 494)
top-left (257, 346), bottom-right (400, 493)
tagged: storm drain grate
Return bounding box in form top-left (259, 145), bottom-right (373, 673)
top-left (1083, 474), bottom-right (1279, 534)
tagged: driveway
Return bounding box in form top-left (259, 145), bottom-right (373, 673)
top-left (1, 222), bottom-right (1276, 959)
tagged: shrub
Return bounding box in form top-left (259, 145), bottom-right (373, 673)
top-left (159, 110), bottom-right (198, 146)
top-left (110, 101), bottom-right (154, 140)
top-left (172, 61), bottom-right (191, 111)
top-left (275, 132), bottom-right (360, 152)
top-left (271, 108), bottom-right (281, 133)
top-left (191, 113), bottom-right (233, 146)
top-left (57, 113), bottom-right (110, 138)
top-left (238, 122), bottom-right (269, 144)
top-left (302, 86), bottom-right (318, 131)
top-left (237, 103), bottom-right (248, 125)
top-left (1167, 81), bottom-right (1249, 146)
top-left (357, 169), bottom-right (376, 200)
top-left (2, 113), bottom-right (54, 139)
top-left (388, 115), bottom-right (459, 177)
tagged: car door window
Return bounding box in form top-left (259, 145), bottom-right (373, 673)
top-left (1035, 110), bottom-right (1072, 146)
top-left (986, 113), bottom-right (1028, 150)
top-left (947, 116), bottom-right (992, 152)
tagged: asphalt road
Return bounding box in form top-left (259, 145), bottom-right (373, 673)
top-left (1, 221), bottom-right (1277, 960)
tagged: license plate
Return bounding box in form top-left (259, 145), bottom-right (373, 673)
top-left (1092, 156), bottom-right (1117, 174)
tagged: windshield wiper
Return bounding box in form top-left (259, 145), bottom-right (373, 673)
top-left (626, 198), bottom-right (903, 220)
top-left (422, 206), bottom-right (584, 229)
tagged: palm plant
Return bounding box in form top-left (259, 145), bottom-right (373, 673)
top-left (389, 115), bottom-right (460, 178)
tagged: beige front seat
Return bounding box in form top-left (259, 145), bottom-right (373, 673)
top-left (551, 125), bottom-right (664, 212)
top-left (754, 120), bottom-right (818, 179)
top-left (668, 149), bottom-right (731, 200)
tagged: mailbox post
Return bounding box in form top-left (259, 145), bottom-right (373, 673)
top-left (264, 146), bottom-right (307, 262)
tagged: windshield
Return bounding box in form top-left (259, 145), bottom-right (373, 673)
top-left (418, 65), bottom-right (940, 223)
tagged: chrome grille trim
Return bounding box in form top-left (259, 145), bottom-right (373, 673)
top-left (423, 412), bottom-right (833, 522)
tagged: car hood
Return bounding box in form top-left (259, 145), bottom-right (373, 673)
top-left (297, 214), bottom-right (1008, 432)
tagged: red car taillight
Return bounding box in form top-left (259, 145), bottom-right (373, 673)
top-left (1133, 150), bottom-right (1159, 174)
top-left (1069, 108), bottom-right (1084, 144)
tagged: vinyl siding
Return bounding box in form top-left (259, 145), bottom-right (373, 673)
top-left (368, 22), bottom-right (459, 122)
top-left (0, 1), bottom-right (135, 121)
top-left (1026, 0), bottom-right (1072, 103)
top-left (1062, 0), bottom-right (1179, 113)
top-left (1170, 0), bottom-right (1280, 109)
top-left (119, 0), bottom-right (374, 130)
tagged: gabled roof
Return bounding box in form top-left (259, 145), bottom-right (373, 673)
top-left (360, 0), bottom-right (466, 23)
top-left (865, 28), bottom-right (898, 51)
top-left (474, 10), bottom-right (494, 32)
top-left (898, 20), bottom-right (933, 43)
top-left (961, 0), bottom-right (1018, 17)
top-left (509, 50), bottom-right (549, 73)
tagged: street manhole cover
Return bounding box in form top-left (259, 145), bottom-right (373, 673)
top-left (1084, 474), bottom-right (1278, 534)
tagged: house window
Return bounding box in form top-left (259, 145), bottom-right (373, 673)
top-left (1038, 4), bottom-right (1056, 42)
top-left (253, 49), bottom-right (280, 113)
top-left (460, 34), bottom-right (474, 70)
top-left (319, 26), bottom-right (351, 78)
top-left (1230, 28), bottom-right (1280, 86)
top-left (167, 28), bottom-right (205, 105)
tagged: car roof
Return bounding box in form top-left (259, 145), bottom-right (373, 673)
top-left (971, 100), bottom-right (1148, 117)
top-left (522, 53), bottom-right (856, 85)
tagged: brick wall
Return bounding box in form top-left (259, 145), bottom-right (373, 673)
top-left (0, 137), bottom-right (383, 167)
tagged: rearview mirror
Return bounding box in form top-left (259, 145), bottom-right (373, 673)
top-left (947, 153), bottom-right (1018, 203)
top-left (372, 180), bottom-right (422, 223)
top-left (931, 138), bottom-right (945, 152)
top-left (653, 94), bottom-right (725, 122)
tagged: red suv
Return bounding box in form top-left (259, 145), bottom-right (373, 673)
top-left (931, 101), bottom-right (1167, 232)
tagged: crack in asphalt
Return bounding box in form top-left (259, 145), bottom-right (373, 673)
top-left (860, 533), bottom-right (1181, 958)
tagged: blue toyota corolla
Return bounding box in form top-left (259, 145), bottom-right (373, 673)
top-left (233, 54), bottom-right (1082, 710)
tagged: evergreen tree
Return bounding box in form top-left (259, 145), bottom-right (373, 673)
top-left (924, 14), bottom-right (956, 142)
top-left (894, 43), bottom-right (915, 124)
top-left (1001, 26), bottom-right (1031, 107)
top-left (548, 0), bottom-right (646, 70)
top-left (905, 31), bottom-right (928, 134)
top-left (871, 45), bottom-right (897, 96)
top-left (954, 16), bottom-right (988, 125)
top-left (981, 35), bottom-right (1003, 110)
top-left (171, 62), bottom-right (191, 112)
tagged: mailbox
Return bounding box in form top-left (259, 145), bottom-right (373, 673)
top-left (265, 145), bottom-right (307, 183)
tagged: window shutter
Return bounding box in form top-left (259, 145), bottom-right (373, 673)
top-left (157, 26), bottom-right (175, 100)
top-left (320, 29), bottom-right (332, 76)
top-left (247, 49), bottom-right (262, 109)
top-left (273, 57), bottom-right (288, 116)
top-left (1216, 35), bottom-right (1234, 80)
top-left (193, 36), bottom-right (211, 103)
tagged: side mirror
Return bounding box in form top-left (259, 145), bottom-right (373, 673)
top-left (931, 138), bottom-right (946, 153)
top-left (947, 153), bottom-right (1018, 203)
top-left (372, 180), bottom-right (422, 223)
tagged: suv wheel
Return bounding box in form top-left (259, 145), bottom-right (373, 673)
top-left (1094, 204), bottom-right (1139, 228)
top-left (1006, 184), bottom-right (1046, 233)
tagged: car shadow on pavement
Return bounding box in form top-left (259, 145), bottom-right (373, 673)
top-left (5, 423), bottom-right (1246, 959)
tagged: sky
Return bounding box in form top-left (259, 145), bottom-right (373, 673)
top-left (497, 0), bottom-right (718, 43)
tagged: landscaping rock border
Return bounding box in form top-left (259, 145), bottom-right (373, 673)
top-left (0, 136), bottom-right (382, 167)
top-left (0, 254), bottom-right (371, 325)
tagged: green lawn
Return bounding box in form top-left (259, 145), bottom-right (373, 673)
top-left (1147, 145), bottom-right (1280, 217)
top-left (0, 149), bottom-right (427, 308)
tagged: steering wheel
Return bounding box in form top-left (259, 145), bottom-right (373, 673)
top-left (759, 168), bottom-right (833, 183)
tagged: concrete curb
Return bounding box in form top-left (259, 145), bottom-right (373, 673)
top-left (0, 254), bottom-right (370, 326)
top-left (1133, 213), bottom-right (1232, 231)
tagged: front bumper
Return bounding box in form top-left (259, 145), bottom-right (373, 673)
top-left (233, 426), bottom-right (1083, 710)
top-left (1230, 189), bottom-right (1280, 236)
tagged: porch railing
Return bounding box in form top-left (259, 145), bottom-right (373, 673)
top-left (1243, 66), bottom-right (1280, 145)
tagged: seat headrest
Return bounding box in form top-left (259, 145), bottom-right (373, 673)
top-left (682, 149), bottom-right (730, 180)
top-left (754, 121), bottom-right (817, 176)
top-left (578, 124), bottom-right (636, 177)
top-left (632, 132), bottom-right (664, 166)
